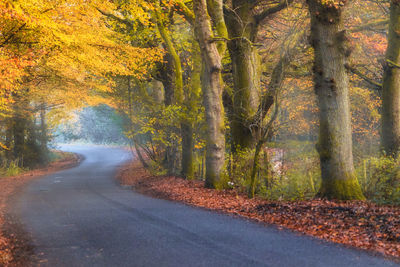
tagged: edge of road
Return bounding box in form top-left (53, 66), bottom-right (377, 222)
top-left (0, 151), bottom-right (82, 266)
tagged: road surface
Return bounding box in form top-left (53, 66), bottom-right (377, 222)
top-left (11, 145), bottom-right (399, 266)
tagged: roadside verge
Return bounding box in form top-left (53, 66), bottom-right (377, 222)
top-left (116, 160), bottom-right (400, 261)
top-left (0, 151), bottom-right (81, 266)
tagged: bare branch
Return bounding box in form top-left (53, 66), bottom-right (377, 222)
top-left (345, 64), bottom-right (382, 89)
top-left (254, 0), bottom-right (294, 25)
top-left (349, 19), bottom-right (388, 33)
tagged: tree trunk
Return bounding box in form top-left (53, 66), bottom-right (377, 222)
top-left (226, 1), bottom-right (260, 150)
top-left (206, 0), bottom-right (228, 55)
top-left (155, 10), bottom-right (188, 178)
top-left (5, 118), bottom-right (13, 162)
top-left (157, 52), bottom-right (178, 174)
top-left (193, 0), bottom-right (226, 188)
top-left (134, 141), bottom-right (149, 169)
top-left (159, 53), bottom-right (175, 106)
top-left (181, 36), bottom-right (202, 179)
top-left (181, 122), bottom-right (194, 178)
top-left (155, 9), bottom-right (184, 104)
top-left (13, 114), bottom-right (25, 165)
top-left (39, 103), bottom-right (49, 163)
top-left (307, 0), bottom-right (364, 200)
top-left (249, 141), bottom-right (263, 198)
top-left (382, 1), bottom-right (400, 157)
top-left (150, 79), bottom-right (164, 104)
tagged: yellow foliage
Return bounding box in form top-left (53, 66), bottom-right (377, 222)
top-left (0, 0), bottom-right (162, 127)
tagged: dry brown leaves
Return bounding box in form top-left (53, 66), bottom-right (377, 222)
top-left (117, 160), bottom-right (400, 260)
top-left (0, 152), bottom-right (80, 266)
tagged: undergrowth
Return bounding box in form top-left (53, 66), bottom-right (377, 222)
top-left (224, 141), bottom-right (400, 205)
top-left (0, 159), bottom-right (25, 177)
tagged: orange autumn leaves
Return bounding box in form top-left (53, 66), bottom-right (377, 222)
top-left (0, 0), bottom-right (162, 122)
top-left (118, 161), bottom-right (400, 259)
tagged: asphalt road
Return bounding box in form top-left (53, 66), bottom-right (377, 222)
top-left (11, 145), bottom-right (399, 267)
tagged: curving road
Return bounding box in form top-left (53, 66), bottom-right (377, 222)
top-left (11, 145), bottom-right (399, 267)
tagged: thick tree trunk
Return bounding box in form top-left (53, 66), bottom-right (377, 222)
top-left (159, 53), bottom-right (175, 106)
top-left (307, 0), bottom-right (364, 200)
top-left (181, 122), bottom-right (194, 179)
top-left (158, 53), bottom-right (179, 174)
top-left (382, 1), bottom-right (400, 157)
top-left (194, 0), bottom-right (226, 188)
top-left (226, 1), bottom-right (260, 150)
top-left (229, 44), bottom-right (261, 149)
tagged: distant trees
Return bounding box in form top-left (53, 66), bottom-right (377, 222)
top-left (56, 105), bottom-right (127, 144)
top-left (0, 0), bottom-right (159, 169)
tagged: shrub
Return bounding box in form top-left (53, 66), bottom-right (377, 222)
top-left (227, 141), bottom-right (320, 200)
top-left (0, 159), bottom-right (24, 177)
top-left (357, 156), bottom-right (400, 205)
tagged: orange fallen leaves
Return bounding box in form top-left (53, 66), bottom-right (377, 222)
top-left (118, 160), bottom-right (400, 260)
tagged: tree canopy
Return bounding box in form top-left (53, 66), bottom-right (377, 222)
top-left (1, 0), bottom-right (399, 202)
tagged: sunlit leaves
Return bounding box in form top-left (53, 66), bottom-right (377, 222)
top-left (0, 0), bottom-right (163, 134)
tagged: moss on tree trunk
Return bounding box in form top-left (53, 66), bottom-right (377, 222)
top-left (194, 0), bottom-right (226, 188)
top-left (181, 122), bottom-right (194, 179)
top-left (226, 1), bottom-right (260, 150)
top-left (382, 1), bottom-right (400, 157)
top-left (307, 0), bottom-right (365, 200)
top-left (317, 173), bottom-right (365, 200)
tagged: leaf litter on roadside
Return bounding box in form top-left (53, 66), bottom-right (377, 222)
top-left (117, 161), bottom-right (400, 259)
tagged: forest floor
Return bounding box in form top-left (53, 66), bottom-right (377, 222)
top-left (0, 151), bottom-right (81, 266)
top-left (117, 160), bottom-right (400, 261)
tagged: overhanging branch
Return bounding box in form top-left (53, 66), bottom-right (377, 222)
top-left (255, 0), bottom-right (294, 25)
top-left (96, 8), bottom-right (134, 31)
top-left (349, 19), bottom-right (388, 33)
top-left (345, 64), bottom-right (382, 89)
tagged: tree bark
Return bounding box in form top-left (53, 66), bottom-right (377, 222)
top-left (224, 0), bottom-right (293, 150)
top-left (39, 103), bottom-right (49, 163)
top-left (12, 115), bottom-right (25, 165)
top-left (156, 9), bottom-right (197, 177)
top-left (5, 118), bottom-right (13, 162)
top-left (154, 9), bottom-right (184, 104)
top-left (134, 141), bottom-right (149, 169)
top-left (193, 0), bottom-right (226, 188)
top-left (206, 0), bottom-right (228, 55)
top-left (181, 36), bottom-right (202, 179)
top-left (382, 0), bottom-right (400, 157)
top-left (158, 51), bottom-right (178, 174)
top-left (181, 122), bottom-right (194, 178)
top-left (225, 1), bottom-right (260, 150)
top-left (12, 93), bottom-right (27, 165)
top-left (307, 0), bottom-right (364, 200)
